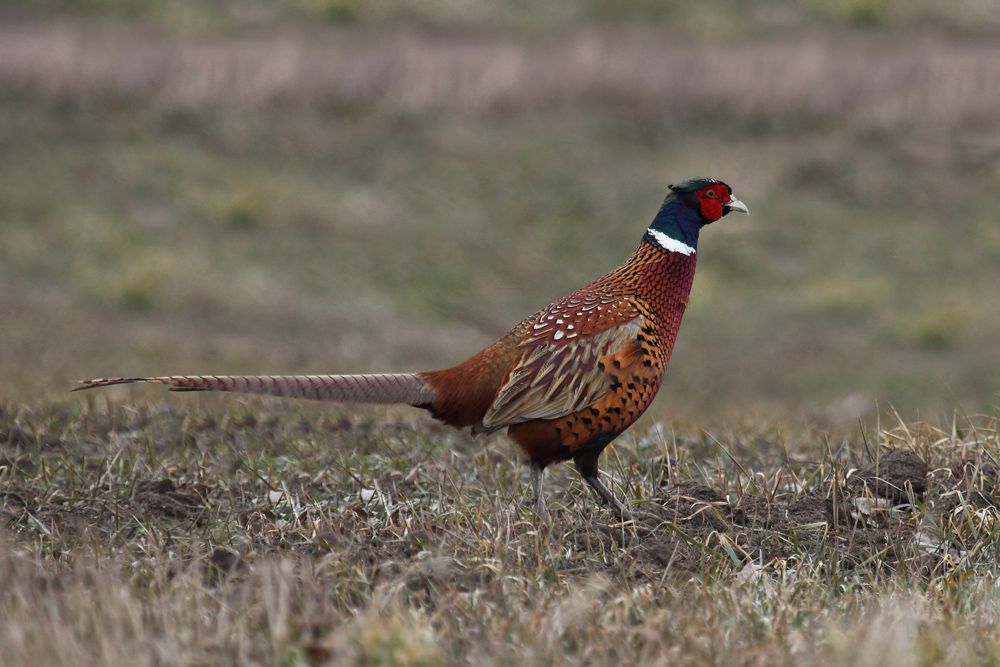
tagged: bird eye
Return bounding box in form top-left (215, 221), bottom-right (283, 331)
top-left (705, 189), bottom-right (717, 198)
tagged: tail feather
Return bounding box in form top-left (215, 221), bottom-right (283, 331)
top-left (73, 374), bottom-right (436, 406)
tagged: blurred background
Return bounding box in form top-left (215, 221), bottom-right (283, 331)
top-left (2, 0), bottom-right (1000, 425)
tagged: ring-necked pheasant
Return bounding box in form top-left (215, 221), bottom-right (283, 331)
top-left (75, 177), bottom-right (747, 518)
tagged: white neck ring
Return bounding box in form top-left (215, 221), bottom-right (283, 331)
top-left (648, 228), bottom-right (696, 255)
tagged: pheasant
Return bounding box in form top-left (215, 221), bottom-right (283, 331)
top-left (75, 177), bottom-right (748, 519)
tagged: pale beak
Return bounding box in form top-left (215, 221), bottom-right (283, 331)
top-left (723, 196), bottom-right (749, 215)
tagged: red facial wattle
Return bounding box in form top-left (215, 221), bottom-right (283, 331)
top-left (699, 198), bottom-right (723, 221)
top-left (695, 184), bottom-right (731, 222)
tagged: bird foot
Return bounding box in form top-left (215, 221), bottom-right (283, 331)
top-left (580, 475), bottom-right (664, 525)
top-left (531, 495), bottom-right (548, 519)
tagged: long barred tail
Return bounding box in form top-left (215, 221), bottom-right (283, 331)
top-left (72, 374), bottom-right (436, 407)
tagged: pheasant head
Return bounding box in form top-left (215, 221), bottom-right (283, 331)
top-left (647, 177), bottom-right (748, 254)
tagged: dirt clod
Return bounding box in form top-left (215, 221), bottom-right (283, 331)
top-left (134, 478), bottom-right (207, 521)
top-left (849, 450), bottom-right (928, 500)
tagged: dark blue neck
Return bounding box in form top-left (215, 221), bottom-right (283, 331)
top-left (648, 196), bottom-right (702, 250)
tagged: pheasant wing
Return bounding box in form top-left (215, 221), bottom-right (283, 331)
top-left (480, 292), bottom-right (643, 431)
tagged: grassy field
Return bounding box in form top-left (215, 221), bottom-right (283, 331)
top-left (3, 3), bottom-right (1000, 664)
top-left (4, 398), bottom-right (1000, 665)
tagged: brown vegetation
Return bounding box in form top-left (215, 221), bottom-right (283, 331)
top-left (4, 26), bottom-right (1000, 126)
